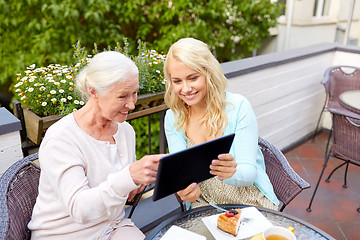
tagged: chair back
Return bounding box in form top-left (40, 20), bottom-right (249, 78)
top-left (0, 153), bottom-right (40, 240)
top-left (322, 66), bottom-right (360, 112)
top-left (258, 138), bottom-right (310, 211)
top-left (331, 109), bottom-right (360, 163)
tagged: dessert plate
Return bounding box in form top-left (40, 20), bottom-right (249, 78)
top-left (202, 207), bottom-right (273, 239)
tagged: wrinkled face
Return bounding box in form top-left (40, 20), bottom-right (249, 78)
top-left (167, 58), bottom-right (207, 108)
top-left (96, 74), bottom-right (139, 123)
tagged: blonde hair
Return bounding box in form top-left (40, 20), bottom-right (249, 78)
top-left (76, 51), bottom-right (138, 101)
top-left (164, 38), bottom-right (228, 136)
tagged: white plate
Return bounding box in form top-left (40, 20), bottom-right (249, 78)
top-left (202, 206), bottom-right (273, 239)
top-left (160, 225), bottom-right (207, 240)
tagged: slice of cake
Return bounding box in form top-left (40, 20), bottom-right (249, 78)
top-left (217, 209), bottom-right (242, 236)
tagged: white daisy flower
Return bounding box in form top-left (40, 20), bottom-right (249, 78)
top-left (42, 102), bottom-right (47, 106)
top-left (67, 96), bottom-right (72, 100)
top-left (50, 90), bottom-right (56, 94)
top-left (28, 87), bottom-right (34, 92)
top-left (60, 98), bottom-right (66, 102)
top-left (74, 100), bottom-right (80, 104)
top-left (59, 89), bottom-right (65, 93)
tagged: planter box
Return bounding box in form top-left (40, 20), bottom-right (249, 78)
top-left (22, 108), bottom-right (63, 145)
top-left (18, 91), bottom-right (167, 144)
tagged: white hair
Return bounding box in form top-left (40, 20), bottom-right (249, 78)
top-left (76, 51), bottom-right (138, 101)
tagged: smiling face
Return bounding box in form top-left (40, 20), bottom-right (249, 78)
top-left (95, 74), bottom-right (139, 123)
top-left (167, 58), bottom-right (207, 108)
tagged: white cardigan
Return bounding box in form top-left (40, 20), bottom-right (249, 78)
top-left (28, 114), bottom-right (138, 239)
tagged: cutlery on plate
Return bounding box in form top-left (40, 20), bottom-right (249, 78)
top-left (209, 202), bottom-right (228, 212)
top-left (209, 202), bottom-right (252, 223)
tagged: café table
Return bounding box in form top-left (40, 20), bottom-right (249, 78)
top-left (145, 204), bottom-right (335, 240)
top-left (339, 90), bottom-right (360, 115)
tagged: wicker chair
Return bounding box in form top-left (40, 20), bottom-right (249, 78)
top-left (307, 108), bottom-right (360, 212)
top-left (0, 153), bottom-right (40, 240)
top-left (313, 65), bottom-right (360, 139)
top-left (258, 138), bottom-right (310, 211)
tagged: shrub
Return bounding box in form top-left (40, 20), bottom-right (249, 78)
top-left (12, 39), bottom-right (166, 117)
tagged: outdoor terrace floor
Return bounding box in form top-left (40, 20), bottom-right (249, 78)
top-left (282, 131), bottom-right (360, 240)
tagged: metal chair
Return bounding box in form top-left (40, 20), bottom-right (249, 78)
top-left (0, 153), bottom-right (40, 240)
top-left (258, 137), bottom-right (310, 211)
top-left (312, 66), bottom-right (360, 140)
top-left (307, 108), bottom-right (360, 212)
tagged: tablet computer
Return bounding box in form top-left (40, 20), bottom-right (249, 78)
top-left (152, 133), bottom-right (235, 201)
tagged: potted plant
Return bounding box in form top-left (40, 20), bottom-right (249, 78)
top-left (12, 39), bottom-right (167, 144)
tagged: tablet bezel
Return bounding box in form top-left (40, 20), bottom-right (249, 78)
top-left (152, 133), bottom-right (235, 201)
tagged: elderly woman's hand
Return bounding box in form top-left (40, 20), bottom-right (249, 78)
top-left (177, 183), bottom-right (200, 203)
top-left (129, 154), bottom-right (167, 185)
top-left (210, 153), bottom-right (237, 181)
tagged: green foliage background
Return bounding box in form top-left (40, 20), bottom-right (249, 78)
top-left (1, 0), bottom-right (283, 90)
top-left (130, 113), bottom-right (162, 158)
top-left (0, 0), bottom-right (283, 155)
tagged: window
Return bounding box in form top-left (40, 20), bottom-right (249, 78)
top-left (313, 0), bottom-right (331, 17)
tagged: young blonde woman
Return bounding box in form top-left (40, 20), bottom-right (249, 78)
top-left (163, 38), bottom-right (279, 210)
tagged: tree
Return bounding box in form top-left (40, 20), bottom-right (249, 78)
top-left (0, 0), bottom-right (283, 106)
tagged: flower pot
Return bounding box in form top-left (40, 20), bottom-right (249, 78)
top-left (22, 108), bottom-right (63, 145)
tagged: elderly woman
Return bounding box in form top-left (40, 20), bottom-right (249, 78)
top-left (164, 38), bottom-right (279, 210)
top-left (28, 51), bottom-right (165, 240)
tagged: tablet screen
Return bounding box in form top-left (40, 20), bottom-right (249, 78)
top-left (152, 133), bottom-right (235, 201)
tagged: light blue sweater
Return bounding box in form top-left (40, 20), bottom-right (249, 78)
top-left (164, 92), bottom-right (279, 206)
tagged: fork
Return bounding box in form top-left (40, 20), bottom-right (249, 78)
top-left (209, 202), bottom-right (252, 223)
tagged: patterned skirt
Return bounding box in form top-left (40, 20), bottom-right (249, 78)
top-left (190, 177), bottom-right (277, 211)
top-left (185, 136), bottom-right (277, 211)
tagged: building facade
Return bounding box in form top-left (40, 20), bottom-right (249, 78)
top-left (260, 0), bottom-right (360, 54)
